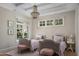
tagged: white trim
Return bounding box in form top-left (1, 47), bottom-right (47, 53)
top-left (75, 6), bottom-right (79, 56)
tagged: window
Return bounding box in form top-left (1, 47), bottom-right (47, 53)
top-left (17, 24), bottom-right (23, 39)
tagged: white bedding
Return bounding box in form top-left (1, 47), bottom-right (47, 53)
top-left (31, 39), bottom-right (43, 51)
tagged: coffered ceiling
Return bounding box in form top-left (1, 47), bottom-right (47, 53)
top-left (0, 3), bottom-right (79, 17)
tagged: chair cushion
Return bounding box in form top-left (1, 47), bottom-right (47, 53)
top-left (18, 44), bottom-right (29, 48)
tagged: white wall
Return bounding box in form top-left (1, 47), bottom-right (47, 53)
top-left (0, 7), bottom-right (32, 51)
top-left (0, 7), bottom-right (17, 50)
top-left (32, 11), bottom-right (75, 39)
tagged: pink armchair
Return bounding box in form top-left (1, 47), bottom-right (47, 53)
top-left (18, 39), bottom-right (31, 53)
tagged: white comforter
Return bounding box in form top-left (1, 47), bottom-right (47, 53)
top-left (31, 39), bottom-right (43, 51)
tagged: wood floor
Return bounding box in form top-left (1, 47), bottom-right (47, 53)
top-left (0, 49), bottom-right (77, 56)
top-left (64, 51), bottom-right (76, 56)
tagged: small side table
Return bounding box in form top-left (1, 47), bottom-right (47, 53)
top-left (67, 41), bottom-right (75, 52)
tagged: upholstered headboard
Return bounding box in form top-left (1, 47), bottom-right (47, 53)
top-left (39, 40), bottom-right (59, 53)
top-left (19, 39), bottom-right (31, 47)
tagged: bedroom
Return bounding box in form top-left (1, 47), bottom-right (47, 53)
top-left (0, 3), bottom-right (79, 56)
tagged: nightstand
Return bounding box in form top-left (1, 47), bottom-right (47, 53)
top-left (67, 41), bottom-right (75, 52)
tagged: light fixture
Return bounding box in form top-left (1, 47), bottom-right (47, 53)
top-left (31, 5), bottom-right (40, 19)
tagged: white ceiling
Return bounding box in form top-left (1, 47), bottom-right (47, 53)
top-left (0, 3), bottom-right (79, 17)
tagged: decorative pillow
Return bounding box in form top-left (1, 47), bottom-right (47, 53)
top-left (54, 35), bottom-right (64, 43)
top-left (36, 34), bottom-right (42, 39)
top-left (40, 48), bottom-right (54, 56)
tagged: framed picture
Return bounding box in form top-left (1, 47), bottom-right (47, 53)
top-left (8, 20), bottom-right (14, 35)
top-left (38, 20), bottom-right (46, 27)
top-left (38, 18), bottom-right (64, 27)
top-left (54, 18), bottom-right (64, 26)
top-left (8, 20), bottom-right (14, 27)
top-left (46, 20), bottom-right (54, 26)
top-left (8, 29), bottom-right (14, 35)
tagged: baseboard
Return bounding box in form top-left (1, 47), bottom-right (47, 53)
top-left (0, 46), bottom-right (17, 52)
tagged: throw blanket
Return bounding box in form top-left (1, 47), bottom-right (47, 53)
top-left (40, 48), bottom-right (54, 56)
top-left (59, 41), bottom-right (67, 56)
